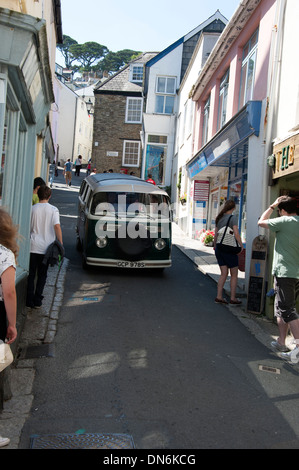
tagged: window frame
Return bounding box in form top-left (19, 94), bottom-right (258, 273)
top-left (122, 140), bottom-right (140, 167)
top-left (217, 68), bottom-right (230, 131)
top-left (130, 64), bottom-right (144, 83)
top-left (202, 95), bottom-right (210, 146)
top-left (155, 76), bottom-right (176, 115)
top-left (239, 29), bottom-right (259, 108)
top-left (156, 76), bottom-right (176, 95)
top-left (125, 97), bottom-right (143, 124)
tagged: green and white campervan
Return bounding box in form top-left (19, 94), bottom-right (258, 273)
top-left (76, 173), bottom-right (172, 270)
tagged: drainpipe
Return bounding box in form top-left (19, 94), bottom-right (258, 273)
top-left (18, 0), bottom-right (27, 13)
top-left (262, 0), bottom-right (286, 212)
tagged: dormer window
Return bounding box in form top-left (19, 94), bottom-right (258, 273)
top-left (130, 64), bottom-right (143, 83)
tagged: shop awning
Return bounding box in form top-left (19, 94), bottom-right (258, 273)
top-left (187, 101), bottom-right (262, 178)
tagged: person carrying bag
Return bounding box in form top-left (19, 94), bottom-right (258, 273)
top-left (216, 214), bottom-right (242, 254)
top-left (214, 200), bottom-right (244, 305)
top-left (0, 340), bottom-right (13, 372)
top-left (0, 207), bottom-right (19, 448)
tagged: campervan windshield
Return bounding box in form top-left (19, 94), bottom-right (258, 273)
top-left (90, 192), bottom-right (170, 218)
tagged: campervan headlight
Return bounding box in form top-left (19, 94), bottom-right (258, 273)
top-left (154, 238), bottom-right (166, 251)
top-left (96, 236), bottom-right (108, 248)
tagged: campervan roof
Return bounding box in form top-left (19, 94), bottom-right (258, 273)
top-left (85, 173), bottom-right (168, 195)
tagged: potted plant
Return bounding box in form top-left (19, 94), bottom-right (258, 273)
top-left (200, 230), bottom-right (215, 246)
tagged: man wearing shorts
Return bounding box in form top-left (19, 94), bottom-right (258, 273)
top-left (258, 196), bottom-right (299, 363)
top-left (64, 159), bottom-right (73, 186)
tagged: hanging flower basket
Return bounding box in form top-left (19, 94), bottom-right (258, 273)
top-left (179, 193), bottom-right (187, 205)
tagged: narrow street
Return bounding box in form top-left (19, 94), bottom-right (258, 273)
top-left (18, 171), bottom-right (299, 450)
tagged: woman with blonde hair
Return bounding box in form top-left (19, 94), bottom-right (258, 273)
top-left (214, 200), bottom-right (244, 305)
top-left (0, 207), bottom-right (19, 447)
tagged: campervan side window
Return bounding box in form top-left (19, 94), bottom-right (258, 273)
top-left (79, 181), bottom-right (86, 197)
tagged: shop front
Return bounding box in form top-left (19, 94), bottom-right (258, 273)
top-left (265, 130), bottom-right (299, 318)
top-left (186, 101), bottom-right (262, 245)
top-left (0, 9), bottom-right (54, 309)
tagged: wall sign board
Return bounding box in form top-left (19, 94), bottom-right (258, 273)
top-left (247, 235), bottom-right (268, 315)
top-left (272, 134), bottom-right (299, 179)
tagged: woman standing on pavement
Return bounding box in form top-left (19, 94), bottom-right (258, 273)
top-left (214, 200), bottom-right (244, 305)
top-left (0, 208), bottom-right (19, 448)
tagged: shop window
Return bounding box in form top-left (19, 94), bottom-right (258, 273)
top-left (145, 135), bottom-right (167, 185)
top-left (148, 135), bottom-right (167, 144)
top-left (239, 29), bottom-right (259, 108)
top-left (228, 158), bottom-right (248, 243)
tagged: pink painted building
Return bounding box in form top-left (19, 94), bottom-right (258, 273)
top-left (177, 0), bottom-right (277, 283)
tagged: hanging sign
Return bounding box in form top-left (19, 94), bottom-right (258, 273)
top-left (272, 133), bottom-right (299, 179)
top-left (193, 180), bottom-right (209, 201)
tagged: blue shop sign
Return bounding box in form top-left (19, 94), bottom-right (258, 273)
top-left (188, 155), bottom-right (208, 178)
top-left (187, 101), bottom-right (262, 178)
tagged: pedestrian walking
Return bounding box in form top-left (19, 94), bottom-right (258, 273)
top-left (214, 200), bottom-right (244, 305)
top-left (86, 160), bottom-right (91, 176)
top-left (32, 177), bottom-right (46, 205)
top-left (63, 159), bottom-right (73, 186)
top-left (49, 160), bottom-right (56, 188)
top-left (26, 185), bottom-right (63, 309)
top-left (74, 155), bottom-right (82, 176)
top-left (0, 208), bottom-right (19, 448)
top-left (258, 196), bottom-right (299, 363)
top-left (146, 173), bottom-right (156, 185)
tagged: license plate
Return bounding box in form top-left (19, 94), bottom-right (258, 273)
top-left (117, 261), bottom-right (145, 268)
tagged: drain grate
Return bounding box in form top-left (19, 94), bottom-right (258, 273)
top-left (30, 433), bottom-right (135, 449)
top-left (259, 364), bottom-right (281, 374)
top-left (23, 343), bottom-right (55, 359)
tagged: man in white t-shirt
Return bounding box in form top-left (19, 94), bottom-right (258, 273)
top-left (26, 185), bottom-right (63, 308)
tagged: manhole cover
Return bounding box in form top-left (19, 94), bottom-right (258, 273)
top-left (30, 433), bottom-right (135, 449)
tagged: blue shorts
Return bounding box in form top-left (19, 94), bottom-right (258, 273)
top-left (215, 245), bottom-right (239, 269)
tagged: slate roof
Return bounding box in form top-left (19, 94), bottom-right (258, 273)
top-left (94, 52), bottom-right (158, 94)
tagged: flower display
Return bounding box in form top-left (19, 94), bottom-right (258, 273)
top-left (195, 229), bottom-right (215, 245)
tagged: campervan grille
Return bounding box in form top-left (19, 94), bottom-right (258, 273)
top-left (116, 223), bottom-right (152, 260)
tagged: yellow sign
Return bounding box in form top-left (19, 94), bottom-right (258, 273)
top-left (272, 134), bottom-right (299, 179)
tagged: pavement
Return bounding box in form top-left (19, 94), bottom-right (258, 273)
top-left (0, 258), bottom-right (69, 449)
top-left (171, 222), bottom-right (289, 350)
top-left (0, 222), bottom-right (296, 449)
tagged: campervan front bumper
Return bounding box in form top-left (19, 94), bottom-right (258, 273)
top-left (85, 258), bottom-right (172, 269)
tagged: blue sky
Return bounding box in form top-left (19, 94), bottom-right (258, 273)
top-left (57, 0), bottom-right (241, 65)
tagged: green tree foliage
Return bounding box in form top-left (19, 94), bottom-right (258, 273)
top-left (69, 42), bottom-right (109, 70)
top-left (57, 36), bottom-right (141, 75)
top-left (95, 49), bottom-right (142, 74)
top-left (57, 35), bottom-right (78, 68)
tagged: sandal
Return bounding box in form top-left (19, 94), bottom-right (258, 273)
top-left (215, 298), bottom-right (228, 304)
top-left (230, 299), bottom-right (242, 305)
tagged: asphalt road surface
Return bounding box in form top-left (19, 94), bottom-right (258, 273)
top-left (19, 170), bottom-right (299, 449)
